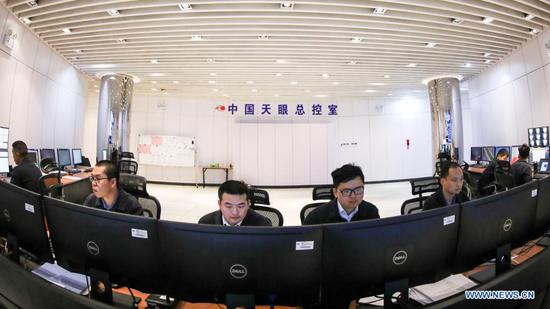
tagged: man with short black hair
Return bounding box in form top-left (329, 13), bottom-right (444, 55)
top-left (198, 180), bottom-right (271, 226)
top-left (303, 164), bottom-right (379, 225)
top-left (83, 160), bottom-right (143, 215)
top-left (423, 161), bottom-right (469, 211)
top-left (10, 141), bottom-right (42, 193)
top-left (511, 144), bottom-right (532, 186)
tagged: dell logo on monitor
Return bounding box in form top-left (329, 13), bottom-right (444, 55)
top-left (503, 219), bottom-right (513, 232)
top-left (86, 241), bottom-right (100, 256)
top-left (229, 264), bottom-right (247, 279)
top-left (392, 250), bottom-right (408, 265)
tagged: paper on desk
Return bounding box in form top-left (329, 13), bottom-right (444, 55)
top-left (32, 262), bottom-right (89, 295)
top-left (409, 274), bottom-right (477, 305)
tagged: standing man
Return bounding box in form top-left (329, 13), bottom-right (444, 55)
top-left (511, 144), bottom-right (532, 186)
top-left (10, 141), bottom-right (42, 193)
top-left (199, 180), bottom-right (271, 226)
top-left (423, 161), bottom-right (469, 211)
top-left (83, 160), bottom-right (143, 215)
top-left (303, 164), bottom-right (380, 225)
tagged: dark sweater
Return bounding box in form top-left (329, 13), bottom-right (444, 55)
top-left (303, 199), bottom-right (380, 225)
top-left (198, 208), bottom-right (272, 226)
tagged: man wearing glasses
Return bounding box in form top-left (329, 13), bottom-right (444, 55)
top-left (304, 164), bottom-right (379, 225)
top-left (83, 160), bottom-right (143, 216)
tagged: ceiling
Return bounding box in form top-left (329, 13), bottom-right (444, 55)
top-left (3, 0), bottom-right (550, 99)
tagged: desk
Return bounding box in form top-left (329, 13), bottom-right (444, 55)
top-left (60, 171), bottom-right (90, 185)
top-left (202, 166), bottom-right (232, 188)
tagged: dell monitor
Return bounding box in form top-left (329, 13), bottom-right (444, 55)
top-left (455, 181), bottom-right (538, 282)
top-left (323, 206), bottom-right (460, 307)
top-left (158, 221), bottom-right (323, 307)
top-left (72, 148), bottom-right (83, 166)
top-left (57, 148), bottom-right (72, 168)
top-left (470, 147), bottom-right (482, 163)
top-left (510, 145), bottom-right (521, 165)
top-left (43, 197), bottom-right (165, 304)
top-left (535, 176), bottom-right (550, 236)
top-left (481, 146), bottom-right (495, 162)
top-left (40, 148), bottom-right (56, 161)
top-left (0, 181), bottom-right (53, 263)
top-left (495, 146), bottom-right (511, 161)
top-left (0, 149), bottom-right (8, 175)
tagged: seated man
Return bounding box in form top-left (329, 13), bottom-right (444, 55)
top-left (199, 180), bottom-right (271, 226)
top-left (423, 161), bottom-right (469, 211)
top-left (303, 164), bottom-right (379, 225)
top-left (10, 141), bottom-right (42, 193)
top-left (83, 160), bottom-right (143, 215)
top-left (477, 148), bottom-right (509, 196)
top-left (511, 144), bottom-right (532, 186)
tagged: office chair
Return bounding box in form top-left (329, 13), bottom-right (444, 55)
top-left (494, 160), bottom-right (515, 192)
top-left (118, 159), bottom-right (138, 175)
top-left (119, 152), bottom-right (135, 159)
top-left (138, 196), bottom-right (162, 219)
top-left (38, 173), bottom-right (63, 198)
top-left (249, 187), bottom-right (270, 206)
top-left (118, 174), bottom-right (162, 219)
top-left (250, 205), bottom-right (283, 226)
top-left (400, 196), bottom-right (428, 215)
top-left (409, 177), bottom-right (440, 198)
top-left (300, 185), bottom-right (335, 224)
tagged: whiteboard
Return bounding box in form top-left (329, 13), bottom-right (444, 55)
top-left (138, 135), bottom-right (195, 167)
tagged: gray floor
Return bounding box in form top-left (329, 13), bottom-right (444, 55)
top-left (147, 181), bottom-right (415, 226)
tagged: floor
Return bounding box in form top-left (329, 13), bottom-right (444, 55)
top-left (147, 181), bottom-right (415, 226)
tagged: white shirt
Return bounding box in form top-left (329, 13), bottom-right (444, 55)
top-left (222, 215), bottom-right (243, 226)
top-left (337, 200), bottom-right (359, 222)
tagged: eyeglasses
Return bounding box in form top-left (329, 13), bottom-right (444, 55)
top-left (339, 186), bottom-right (364, 197)
top-left (89, 176), bottom-right (112, 183)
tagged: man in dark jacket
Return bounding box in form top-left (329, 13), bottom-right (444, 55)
top-left (423, 161), bottom-right (469, 211)
top-left (10, 141), bottom-right (42, 193)
top-left (511, 144), bottom-right (532, 186)
top-left (199, 180), bottom-right (271, 226)
top-left (304, 164), bottom-right (379, 225)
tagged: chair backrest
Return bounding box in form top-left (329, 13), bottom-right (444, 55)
top-left (400, 196), bottom-right (428, 215)
top-left (300, 202), bottom-right (326, 224)
top-left (120, 152), bottom-right (135, 159)
top-left (249, 187), bottom-right (270, 206)
top-left (494, 162), bottom-right (515, 192)
top-left (119, 159), bottom-right (138, 175)
top-left (138, 195), bottom-right (161, 219)
top-left (118, 173), bottom-right (148, 198)
top-left (38, 173), bottom-right (63, 198)
top-left (312, 185), bottom-right (334, 200)
top-left (410, 177), bottom-right (440, 197)
top-left (250, 205), bottom-right (283, 226)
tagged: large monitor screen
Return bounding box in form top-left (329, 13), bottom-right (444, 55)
top-left (323, 206), bottom-right (460, 303)
top-left (72, 149), bottom-right (82, 166)
top-left (0, 126), bottom-right (8, 149)
top-left (536, 176), bottom-right (550, 235)
top-left (40, 148), bottom-right (56, 161)
top-left (43, 197), bottom-right (165, 294)
top-left (0, 181), bottom-right (53, 263)
top-left (470, 147), bottom-right (482, 162)
top-left (531, 147), bottom-right (548, 164)
top-left (57, 149), bottom-right (72, 167)
top-left (0, 150), bottom-right (8, 174)
top-left (27, 149), bottom-right (39, 165)
top-left (481, 146), bottom-right (495, 162)
top-left (495, 146), bottom-right (511, 161)
top-left (158, 221), bottom-right (323, 306)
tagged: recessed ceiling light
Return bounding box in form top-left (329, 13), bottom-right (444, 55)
top-left (151, 81), bottom-right (157, 84)
top-left (94, 85), bottom-right (98, 88)
top-left (213, 89), bottom-right (219, 92)
top-left (178, 3), bottom-right (192, 10)
top-left (482, 17), bottom-right (493, 24)
top-left (485, 59), bottom-right (492, 64)
top-left (525, 14), bottom-right (535, 20)
top-left (347, 60), bottom-right (357, 65)
top-left (173, 81), bottom-right (179, 84)
top-left (425, 42), bottom-right (436, 48)
top-left (388, 93), bottom-right (393, 96)
top-left (209, 73), bottom-right (217, 76)
top-left (106, 9), bottom-right (120, 16)
top-left (246, 81), bottom-right (254, 84)
top-left (451, 18), bottom-right (463, 24)
top-left (364, 89), bottom-right (377, 93)
top-left (276, 59), bottom-right (286, 63)
top-left (150, 59), bottom-right (158, 64)
top-left (280, 2), bottom-right (294, 9)
top-left (75, 49), bottom-right (82, 53)
top-left (22, 17), bottom-right (31, 24)
top-left (290, 81), bottom-right (297, 85)
top-left (373, 8), bottom-right (386, 15)
top-left (191, 35), bottom-right (202, 41)
top-left (116, 38), bottom-right (126, 43)
top-left (384, 75), bottom-right (391, 78)
top-left (275, 73), bottom-right (283, 77)
top-left (163, 92), bottom-right (168, 95)
top-left (206, 58), bottom-right (215, 63)
top-left (332, 82), bottom-right (339, 85)
top-left (257, 34), bottom-right (269, 40)
top-left (251, 89), bottom-right (257, 92)
top-left (321, 73), bottom-right (330, 78)
top-left (407, 63), bottom-right (417, 67)
top-left (464, 63), bottom-right (472, 67)
top-left (274, 94), bottom-right (280, 97)
top-left (315, 94), bottom-right (328, 98)
top-left (150, 73), bottom-right (164, 77)
top-left (351, 37), bottom-right (363, 43)
top-left (531, 29), bottom-right (539, 34)
top-left (151, 88), bottom-right (157, 91)
top-left (62, 28), bottom-right (72, 34)
top-left (369, 83), bottom-right (385, 86)
top-left (483, 52), bottom-right (492, 57)
top-left (208, 81), bottom-right (216, 84)
top-left (26, 1), bottom-right (38, 8)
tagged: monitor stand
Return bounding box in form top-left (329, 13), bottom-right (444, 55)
top-left (384, 278), bottom-right (409, 308)
top-left (469, 243), bottom-right (512, 284)
top-left (89, 269), bottom-right (141, 308)
top-left (226, 293), bottom-right (255, 309)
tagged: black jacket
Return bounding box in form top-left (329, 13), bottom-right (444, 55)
top-left (303, 199), bottom-right (380, 225)
top-left (422, 188), bottom-right (469, 211)
top-left (10, 157), bottom-right (42, 193)
top-left (198, 208), bottom-right (272, 226)
top-left (511, 159), bottom-right (532, 186)
top-left (84, 188), bottom-right (143, 216)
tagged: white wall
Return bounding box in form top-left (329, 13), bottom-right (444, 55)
top-left (0, 5), bottom-right (88, 165)
top-left (465, 26), bottom-right (550, 160)
top-left (84, 94), bottom-right (433, 185)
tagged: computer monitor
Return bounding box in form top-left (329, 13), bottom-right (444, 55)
top-left (454, 181), bottom-right (538, 282)
top-left (62, 177), bottom-right (92, 205)
top-left (0, 126), bottom-right (8, 149)
top-left (158, 221), bottom-right (323, 307)
top-left (43, 197), bottom-right (165, 304)
top-left (322, 206), bottom-right (460, 306)
top-left (495, 146), bottom-right (511, 161)
top-left (0, 181), bottom-right (53, 263)
top-left (539, 159), bottom-right (550, 174)
top-left (481, 146), bottom-right (495, 162)
top-left (510, 145), bottom-right (521, 165)
top-left (40, 148), bottom-right (56, 161)
top-left (57, 148), bottom-right (72, 168)
top-left (470, 147), bottom-right (482, 163)
top-left (535, 176), bottom-right (550, 236)
top-left (72, 148), bottom-right (83, 166)
top-left (27, 148), bottom-right (39, 165)
top-left (0, 149), bottom-right (8, 174)
top-left (531, 147), bottom-right (548, 164)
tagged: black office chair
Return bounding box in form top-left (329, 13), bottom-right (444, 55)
top-left (38, 173), bottom-right (63, 198)
top-left (300, 185), bottom-right (335, 224)
top-left (400, 196), bottom-right (428, 215)
top-left (119, 152), bottom-right (135, 159)
top-left (250, 205), bottom-right (283, 226)
top-left (138, 196), bottom-right (161, 219)
top-left (118, 174), bottom-right (162, 219)
top-left (249, 187), bottom-right (270, 206)
top-left (494, 160), bottom-right (515, 192)
top-left (118, 159), bottom-right (138, 175)
top-left (300, 202), bottom-right (325, 224)
top-left (410, 177), bottom-right (440, 198)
